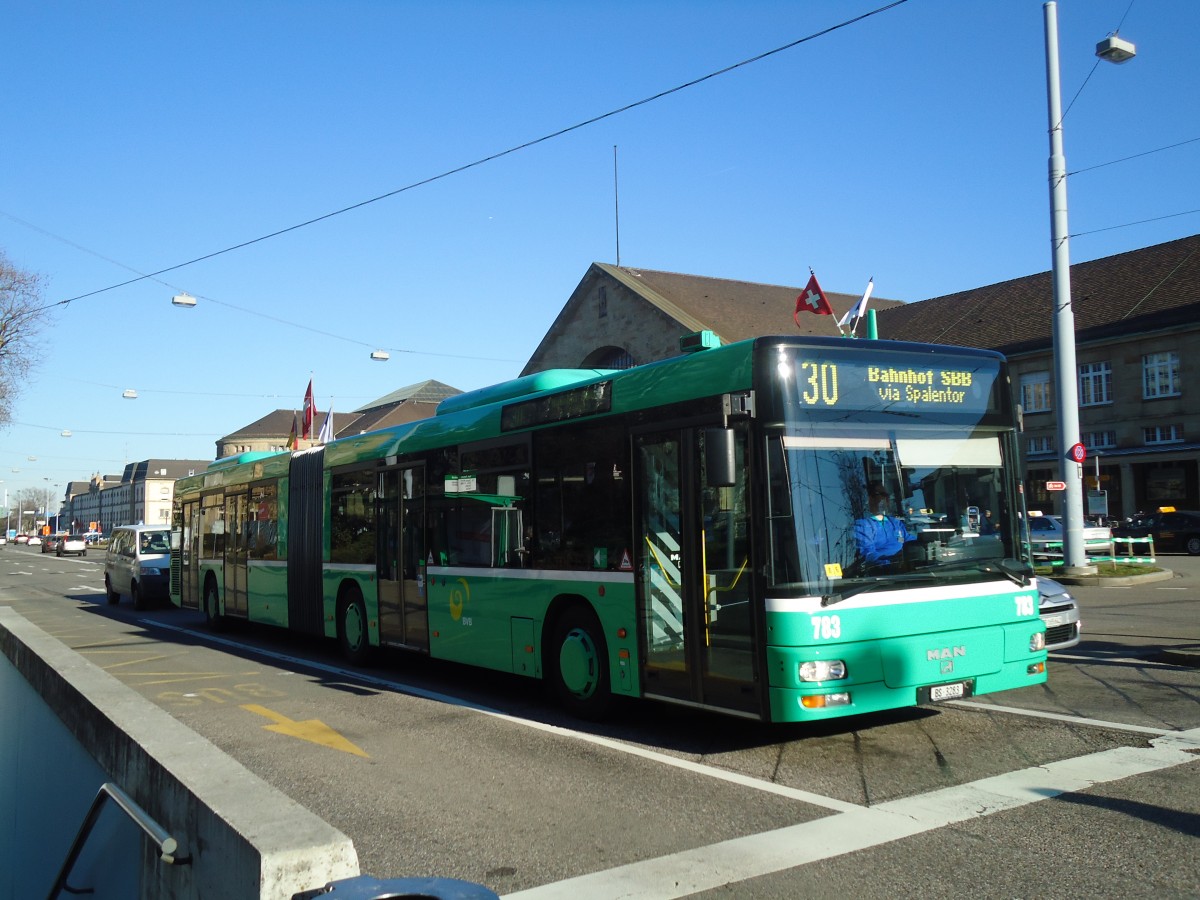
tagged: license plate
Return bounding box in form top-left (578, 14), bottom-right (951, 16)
top-left (1043, 614), bottom-right (1066, 628)
top-left (929, 682), bottom-right (965, 702)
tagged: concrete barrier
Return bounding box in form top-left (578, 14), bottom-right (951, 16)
top-left (0, 607), bottom-right (359, 898)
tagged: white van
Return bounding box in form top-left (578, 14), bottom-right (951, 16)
top-left (104, 524), bottom-right (171, 610)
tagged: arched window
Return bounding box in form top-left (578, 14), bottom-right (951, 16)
top-left (582, 346), bottom-right (635, 370)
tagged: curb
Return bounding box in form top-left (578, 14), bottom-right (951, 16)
top-left (1051, 568), bottom-right (1176, 587)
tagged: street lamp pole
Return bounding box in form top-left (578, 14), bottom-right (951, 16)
top-left (1042, 1), bottom-right (1093, 575)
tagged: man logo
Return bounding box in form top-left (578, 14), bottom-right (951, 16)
top-left (940, 660), bottom-right (954, 675)
top-left (927, 646), bottom-right (966, 662)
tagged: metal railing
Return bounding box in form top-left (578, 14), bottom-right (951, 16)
top-left (48, 781), bottom-right (190, 899)
top-left (1033, 535), bottom-right (1156, 566)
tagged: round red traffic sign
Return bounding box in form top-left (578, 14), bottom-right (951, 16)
top-left (1068, 442), bottom-right (1087, 463)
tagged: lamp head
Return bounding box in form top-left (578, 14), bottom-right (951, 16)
top-left (1095, 34), bottom-right (1136, 63)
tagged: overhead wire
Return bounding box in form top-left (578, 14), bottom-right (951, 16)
top-left (30, 1), bottom-right (910, 315)
top-left (0, 210), bottom-right (522, 362)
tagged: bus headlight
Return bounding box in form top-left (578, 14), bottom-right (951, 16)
top-left (799, 659), bottom-right (847, 682)
top-left (1030, 632), bottom-right (1046, 652)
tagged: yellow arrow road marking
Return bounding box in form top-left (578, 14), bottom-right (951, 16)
top-left (241, 704), bottom-right (369, 757)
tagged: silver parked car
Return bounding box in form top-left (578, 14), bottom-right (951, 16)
top-left (1037, 575), bottom-right (1081, 651)
top-left (1027, 514), bottom-right (1113, 558)
top-left (57, 534), bottom-right (88, 557)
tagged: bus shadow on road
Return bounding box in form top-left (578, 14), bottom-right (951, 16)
top-left (1055, 791), bottom-right (1200, 838)
top-left (67, 597), bottom-right (948, 753)
top-left (1069, 638), bottom-right (1200, 669)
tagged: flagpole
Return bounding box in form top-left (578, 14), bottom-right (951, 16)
top-left (850, 277), bottom-right (874, 336)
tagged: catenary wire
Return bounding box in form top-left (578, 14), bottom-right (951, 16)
top-left (32, 1), bottom-right (909, 314)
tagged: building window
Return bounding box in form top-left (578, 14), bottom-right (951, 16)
top-left (1143, 352), bottom-right (1180, 399)
top-left (1021, 371), bottom-right (1051, 413)
top-left (1078, 361), bottom-right (1112, 406)
top-left (1144, 424), bottom-right (1183, 445)
top-left (1028, 435), bottom-right (1055, 456)
top-left (1083, 430), bottom-right (1116, 450)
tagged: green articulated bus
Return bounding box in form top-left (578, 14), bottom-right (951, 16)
top-left (171, 334), bottom-right (1047, 723)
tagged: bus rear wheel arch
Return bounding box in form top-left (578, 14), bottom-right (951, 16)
top-left (203, 577), bottom-right (227, 631)
top-left (337, 584), bottom-right (374, 666)
top-left (545, 602), bottom-right (612, 720)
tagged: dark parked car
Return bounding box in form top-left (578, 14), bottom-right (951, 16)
top-left (1114, 509), bottom-right (1200, 555)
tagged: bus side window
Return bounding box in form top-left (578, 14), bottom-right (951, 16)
top-left (533, 425), bottom-right (628, 571)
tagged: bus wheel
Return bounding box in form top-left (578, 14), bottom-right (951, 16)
top-left (549, 606), bottom-right (612, 720)
top-left (338, 590), bottom-right (373, 666)
top-left (104, 574), bottom-right (119, 605)
top-left (203, 582), bottom-right (226, 631)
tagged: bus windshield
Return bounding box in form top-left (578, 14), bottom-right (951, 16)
top-left (766, 423), bottom-right (1026, 595)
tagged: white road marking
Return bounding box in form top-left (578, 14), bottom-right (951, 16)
top-left (503, 729), bottom-right (1200, 900)
top-left (148, 618), bottom-right (1200, 899)
top-left (149, 620), bottom-right (860, 812)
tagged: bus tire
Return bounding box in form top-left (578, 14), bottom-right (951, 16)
top-left (338, 588), bottom-right (373, 666)
top-left (203, 581), bottom-right (227, 631)
top-left (548, 605), bottom-right (612, 720)
top-left (104, 574), bottom-right (120, 605)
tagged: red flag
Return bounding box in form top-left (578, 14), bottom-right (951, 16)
top-left (302, 379), bottom-right (314, 439)
top-left (795, 273), bottom-right (834, 326)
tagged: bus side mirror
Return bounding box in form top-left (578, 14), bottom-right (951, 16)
top-left (705, 428), bottom-right (737, 488)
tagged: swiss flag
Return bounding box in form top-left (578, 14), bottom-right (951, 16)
top-left (795, 273), bottom-right (834, 325)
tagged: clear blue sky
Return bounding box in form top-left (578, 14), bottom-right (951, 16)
top-left (2, 0), bottom-right (1197, 511)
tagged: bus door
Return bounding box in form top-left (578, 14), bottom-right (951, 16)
top-left (378, 466), bottom-right (429, 651)
top-left (177, 500), bottom-right (201, 609)
top-left (634, 426), bottom-right (759, 716)
top-left (224, 490), bottom-right (248, 617)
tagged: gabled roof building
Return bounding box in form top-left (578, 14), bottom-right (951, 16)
top-left (215, 380), bottom-right (462, 458)
top-left (521, 236), bottom-right (1200, 518)
top-left (522, 262), bottom-right (903, 374)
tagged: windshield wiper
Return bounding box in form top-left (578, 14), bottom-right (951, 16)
top-left (821, 573), bottom-right (938, 607)
top-left (987, 559), bottom-right (1033, 587)
top-left (938, 560), bottom-right (1032, 587)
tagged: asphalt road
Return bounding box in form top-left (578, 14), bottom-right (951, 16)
top-left (2, 544), bottom-right (1198, 898)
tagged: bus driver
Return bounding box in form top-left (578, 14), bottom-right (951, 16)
top-left (854, 482), bottom-right (916, 568)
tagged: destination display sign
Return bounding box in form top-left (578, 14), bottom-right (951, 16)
top-left (784, 349), bottom-right (1001, 417)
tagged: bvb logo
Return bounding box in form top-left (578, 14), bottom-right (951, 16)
top-left (449, 578), bottom-right (470, 621)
